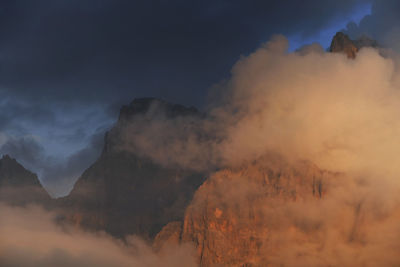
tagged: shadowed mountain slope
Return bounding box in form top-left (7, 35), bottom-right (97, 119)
top-left (59, 98), bottom-right (206, 239)
top-left (0, 155), bottom-right (51, 206)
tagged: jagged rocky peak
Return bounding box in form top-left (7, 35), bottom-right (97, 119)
top-left (118, 97), bottom-right (199, 121)
top-left (62, 97), bottom-right (206, 239)
top-left (0, 154), bottom-right (39, 187)
top-left (0, 154), bottom-right (51, 205)
top-left (330, 32), bottom-right (359, 59)
top-left (330, 32), bottom-right (379, 59)
top-left (104, 97), bottom-right (202, 155)
top-left (154, 156), bottom-right (341, 266)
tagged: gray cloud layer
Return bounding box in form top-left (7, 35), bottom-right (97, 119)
top-left (344, 0), bottom-right (400, 51)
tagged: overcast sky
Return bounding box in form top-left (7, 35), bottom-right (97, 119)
top-left (0, 0), bottom-right (381, 196)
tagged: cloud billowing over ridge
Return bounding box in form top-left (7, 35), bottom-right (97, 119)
top-left (115, 35), bottom-right (400, 265)
top-left (119, 35), bottom-right (400, 184)
top-left (0, 0), bottom-right (372, 196)
top-left (5, 15), bottom-right (400, 265)
top-left (117, 38), bottom-right (400, 264)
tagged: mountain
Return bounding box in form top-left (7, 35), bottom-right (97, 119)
top-left (330, 32), bottom-right (358, 58)
top-left (153, 34), bottom-right (385, 266)
top-left (0, 155), bottom-right (51, 206)
top-left (59, 98), bottom-right (206, 239)
top-left (330, 32), bottom-right (379, 58)
top-left (153, 155), bottom-right (336, 266)
top-left (1, 32), bottom-right (385, 264)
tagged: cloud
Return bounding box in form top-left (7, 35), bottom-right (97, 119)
top-left (0, 129), bottom-right (106, 197)
top-left (0, 0), bottom-right (372, 197)
top-left (0, 135), bottom-right (44, 166)
top-left (118, 37), bottom-right (400, 265)
top-left (344, 0), bottom-right (400, 51)
top-left (0, 0), bottom-right (370, 107)
top-left (39, 130), bottom-right (106, 197)
top-left (0, 203), bottom-right (197, 267)
top-left (215, 36), bottom-right (400, 179)
top-left (118, 35), bottom-right (400, 184)
top-left (183, 156), bottom-right (400, 266)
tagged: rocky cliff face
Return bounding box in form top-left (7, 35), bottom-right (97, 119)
top-left (181, 156), bottom-right (330, 266)
top-left (154, 151), bottom-right (396, 266)
top-left (154, 155), bottom-right (348, 266)
top-left (60, 98), bottom-right (206, 239)
top-left (330, 32), bottom-right (359, 58)
top-left (0, 155), bottom-right (50, 206)
top-left (329, 32), bottom-right (379, 59)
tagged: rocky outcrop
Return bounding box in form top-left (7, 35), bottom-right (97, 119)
top-left (329, 32), bottom-right (379, 59)
top-left (59, 98), bottom-right (206, 239)
top-left (0, 155), bottom-right (51, 206)
top-left (330, 32), bottom-right (359, 59)
top-left (153, 221), bottom-right (183, 251)
top-left (155, 155), bottom-right (341, 266)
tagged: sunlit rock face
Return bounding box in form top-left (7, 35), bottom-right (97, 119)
top-left (60, 98), bottom-right (206, 239)
top-left (178, 155), bottom-right (331, 266)
top-left (155, 154), bottom-right (399, 266)
top-left (153, 221), bottom-right (183, 251)
top-left (0, 155), bottom-right (51, 206)
top-left (330, 32), bottom-right (359, 58)
top-left (330, 32), bottom-right (379, 59)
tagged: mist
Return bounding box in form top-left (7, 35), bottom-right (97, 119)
top-left (115, 35), bottom-right (400, 265)
top-left (120, 35), bottom-right (400, 182)
top-left (0, 203), bottom-right (197, 267)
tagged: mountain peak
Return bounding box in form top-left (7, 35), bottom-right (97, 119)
top-left (0, 154), bottom-right (51, 205)
top-left (329, 32), bottom-right (380, 59)
top-left (329, 32), bottom-right (358, 59)
top-left (1, 154), bottom-right (16, 163)
top-left (0, 155), bottom-right (39, 187)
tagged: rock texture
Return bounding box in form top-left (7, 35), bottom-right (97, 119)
top-left (329, 32), bottom-right (379, 59)
top-left (59, 98), bottom-right (206, 239)
top-left (330, 32), bottom-right (359, 59)
top-left (154, 155), bottom-right (340, 266)
top-left (153, 221), bottom-right (183, 251)
top-left (0, 155), bottom-right (51, 206)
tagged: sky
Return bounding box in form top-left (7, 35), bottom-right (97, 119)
top-left (0, 0), bottom-right (384, 196)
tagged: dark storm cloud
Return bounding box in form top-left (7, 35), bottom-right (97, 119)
top-left (0, 95), bottom-right (55, 132)
top-left (0, 0), bottom-right (370, 106)
top-left (0, 0), bottom-right (372, 196)
top-left (344, 0), bottom-right (400, 51)
top-left (0, 135), bottom-right (44, 166)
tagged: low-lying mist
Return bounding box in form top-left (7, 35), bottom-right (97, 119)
top-left (0, 203), bottom-right (197, 267)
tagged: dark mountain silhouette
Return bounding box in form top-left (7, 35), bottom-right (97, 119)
top-left (0, 154), bottom-right (51, 206)
top-left (58, 98), bottom-right (206, 239)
